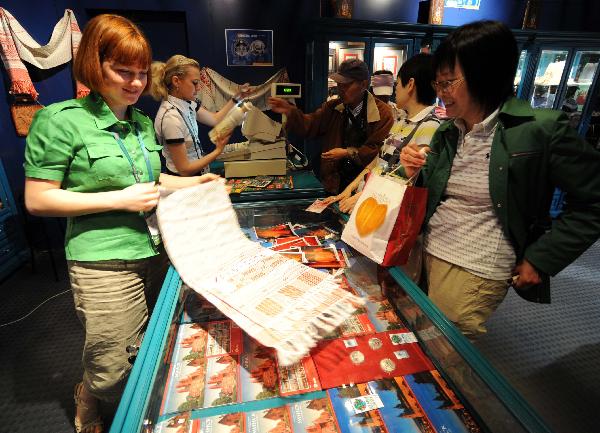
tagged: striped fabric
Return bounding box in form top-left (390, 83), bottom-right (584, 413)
top-left (377, 105), bottom-right (439, 171)
top-left (0, 8), bottom-right (88, 99)
top-left (424, 109), bottom-right (516, 280)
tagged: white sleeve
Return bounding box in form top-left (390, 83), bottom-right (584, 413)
top-left (156, 109), bottom-right (186, 144)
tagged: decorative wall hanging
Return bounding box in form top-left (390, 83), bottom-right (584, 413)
top-left (198, 67), bottom-right (289, 112)
top-left (0, 8), bottom-right (89, 136)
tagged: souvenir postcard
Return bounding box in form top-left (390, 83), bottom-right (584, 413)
top-left (365, 378), bottom-right (434, 433)
top-left (245, 405), bottom-right (292, 433)
top-left (254, 223), bottom-right (294, 240)
top-left (300, 245), bottom-right (344, 269)
top-left (202, 354), bottom-right (241, 408)
top-left (403, 370), bottom-right (481, 433)
top-left (198, 412), bottom-right (245, 433)
top-left (364, 298), bottom-right (405, 332)
top-left (289, 397), bottom-right (341, 433)
top-left (291, 222), bottom-right (340, 240)
top-left (278, 251), bottom-right (305, 263)
top-left (154, 412), bottom-right (197, 433)
top-left (276, 354), bottom-right (321, 397)
top-left (171, 321), bottom-right (243, 366)
top-left (239, 333), bottom-right (281, 401)
top-left (305, 199), bottom-right (329, 214)
top-left (274, 236), bottom-right (321, 247)
top-left (327, 385), bottom-right (388, 433)
top-left (160, 357), bottom-right (208, 414)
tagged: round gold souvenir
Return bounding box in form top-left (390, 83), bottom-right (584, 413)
top-left (380, 358), bottom-right (396, 373)
top-left (349, 350), bottom-right (365, 365)
top-left (368, 337), bottom-right (383, 350)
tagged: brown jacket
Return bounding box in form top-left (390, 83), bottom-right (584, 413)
top-left (285, 92), bottom-right (393, 193)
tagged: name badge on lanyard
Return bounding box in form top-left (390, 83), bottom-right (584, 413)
top-left (113, 125), bottom-right (161, 246)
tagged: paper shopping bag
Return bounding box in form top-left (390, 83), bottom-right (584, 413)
top-left (341, 174), bottom-right (427, 266)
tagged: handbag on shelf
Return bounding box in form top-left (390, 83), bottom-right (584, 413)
top-left (10, 94), bottom-right (44, 137)
top-left (341, 167), bottom-right (427, 267)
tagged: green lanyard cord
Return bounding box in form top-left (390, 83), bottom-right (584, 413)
top-left (112, 125), bottom-right (155, 183)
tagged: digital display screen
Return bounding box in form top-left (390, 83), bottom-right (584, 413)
top-left (273, 83), bottom-right (301, 98)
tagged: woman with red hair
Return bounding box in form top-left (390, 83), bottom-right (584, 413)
top-left (24, 14), bottom-right (218, 432)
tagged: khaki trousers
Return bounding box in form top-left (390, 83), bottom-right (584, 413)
top-left (424, 253), bottom-right (509, 341)
top-left (68, 250), bottom-right (168, 402)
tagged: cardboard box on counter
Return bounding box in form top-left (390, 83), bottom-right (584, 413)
top-left (224, 159), bottom-right (287, 177)
top-left (249, 140), bottom-right (286, 160)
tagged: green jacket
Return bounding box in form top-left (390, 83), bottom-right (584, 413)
top-left (422, 97), bottom-right (600, 303)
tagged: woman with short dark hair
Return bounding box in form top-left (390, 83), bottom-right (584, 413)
top-left (401, 20), bottom-right (600, 340)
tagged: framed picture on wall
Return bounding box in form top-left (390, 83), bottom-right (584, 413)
top-left (338, 48), bottom-right (364, 66)
top-left (225, 29), bottom-right (273, 66)
top-left (382, 56), bottom-right (398, 76)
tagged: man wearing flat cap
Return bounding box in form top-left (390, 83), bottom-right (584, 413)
top-left (269, 59), bottom-right (393, 194)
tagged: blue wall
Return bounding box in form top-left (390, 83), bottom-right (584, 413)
top-left (442, 0), bottom-right (525, 27)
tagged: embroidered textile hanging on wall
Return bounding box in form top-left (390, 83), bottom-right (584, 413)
top-left (0, 8), bottom-right (89, 136)
top-left (198, 67), bottom-right (290, 112)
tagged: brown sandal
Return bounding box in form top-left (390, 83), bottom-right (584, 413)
top-left (74, 382), bottom-right (104, 433)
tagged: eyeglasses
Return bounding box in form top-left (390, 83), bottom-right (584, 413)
top-left (431, 76), bottom-right (465, 92)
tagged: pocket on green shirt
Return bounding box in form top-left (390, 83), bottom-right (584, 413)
top-left (84, 142), bottom-right (129, 182)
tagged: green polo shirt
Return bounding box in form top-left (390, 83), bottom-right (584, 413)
top-left (25, 93), bottom-right (163, 261)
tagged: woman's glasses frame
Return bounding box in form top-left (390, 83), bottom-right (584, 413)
top-left (431, 76), bottom-right (465, 93)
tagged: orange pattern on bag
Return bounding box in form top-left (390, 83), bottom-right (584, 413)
top-left (355, 197), bottom-right (387, 237)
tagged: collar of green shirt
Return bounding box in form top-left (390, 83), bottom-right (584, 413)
top-left (83, 92), bottom-right (146, 131)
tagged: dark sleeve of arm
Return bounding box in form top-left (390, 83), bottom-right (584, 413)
top-left (524, 114), bottom-right (600, 276)
top-left (285, 101), bottom-right (331, 139)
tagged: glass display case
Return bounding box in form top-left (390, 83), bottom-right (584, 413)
top-left (559, 50), bottom-right (600, 128)
top-left (304, 19), bottom-right (444, 112)
top-left (530, 49), bottom-right (569, 109)
top-left (371, 40), bottom-right (410, 77)
top-left (110, 199), bottom-right (550, 433)
top-left (304, 19), bottom-right (600, 136)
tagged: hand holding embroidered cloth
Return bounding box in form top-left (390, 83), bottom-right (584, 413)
top-left (156, 180), bottom-right (363, 365)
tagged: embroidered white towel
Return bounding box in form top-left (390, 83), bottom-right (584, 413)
top-left (156, 180), bottom-right (363, 365)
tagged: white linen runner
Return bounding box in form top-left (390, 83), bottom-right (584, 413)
top-left (156, 180), bottom-right (363, 365)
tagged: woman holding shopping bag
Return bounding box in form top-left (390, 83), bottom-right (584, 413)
top-left (400, 20), bottom-right (600, 340)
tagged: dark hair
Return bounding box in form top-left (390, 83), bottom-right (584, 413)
top-left (434, 20), bottom-right (518, 115)
top-left (398, 53), bottom-right (436, 105)
top-left (373, 70), bottom-right (393, 76)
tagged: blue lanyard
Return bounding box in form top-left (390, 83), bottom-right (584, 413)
top-left (112, 124), bottom-right (154, 183)
top-left (168, 102), bottom-right (202, 157)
